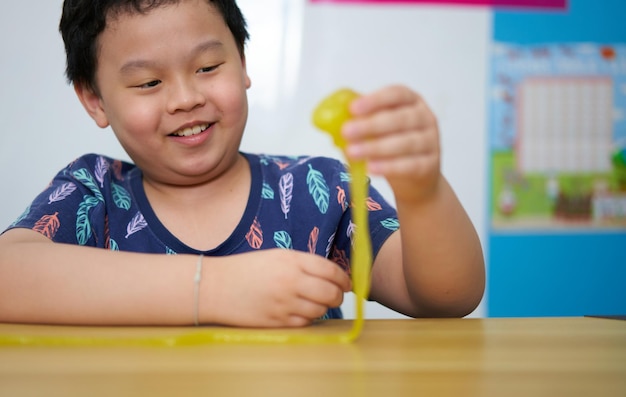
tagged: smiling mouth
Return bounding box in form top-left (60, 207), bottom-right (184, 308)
top-left (170, 123), bottom-right (211, 137)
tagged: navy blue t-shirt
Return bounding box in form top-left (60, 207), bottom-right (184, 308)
top-left (5, 153), bottom-right (400, 319)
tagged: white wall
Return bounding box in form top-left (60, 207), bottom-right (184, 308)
top-left (0, 0), bottom-right (489, 318)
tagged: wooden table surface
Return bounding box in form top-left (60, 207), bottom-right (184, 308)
top-left (0, 317), bottom-right (625, 396)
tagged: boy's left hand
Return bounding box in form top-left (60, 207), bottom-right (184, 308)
top-left (342, 85), bottom-right (441, 205)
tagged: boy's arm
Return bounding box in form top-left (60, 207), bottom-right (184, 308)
top-left (369, 177), bottom-right (485, 318)
top-left (0, 229), bottom-right (198, 325)
top-left (343, 85), bottom-right (485, 318)
top-left (0, 228), bottom-right (350, 326)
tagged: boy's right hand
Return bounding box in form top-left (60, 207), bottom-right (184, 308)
top-left (202, 249), bottom-right (352, 327)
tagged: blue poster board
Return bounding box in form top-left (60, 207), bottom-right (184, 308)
top-left (488, 0), bottom-right (626, 317)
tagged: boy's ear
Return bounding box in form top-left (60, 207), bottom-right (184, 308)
top-left (241, 55), bottom-right (251, 89)
top-left (74, 82), bottom-right (110, 128)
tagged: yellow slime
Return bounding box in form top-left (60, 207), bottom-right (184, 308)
top-left (0, 89), bottom-right (370, 347)
top-left (311, 88), bottom-right (372, 323)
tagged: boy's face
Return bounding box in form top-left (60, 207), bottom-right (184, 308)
top-left (77, 0), bottom-right (251, 185)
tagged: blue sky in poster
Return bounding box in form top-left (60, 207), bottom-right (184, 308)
top-left (494, 0), bottom-right (626, 44)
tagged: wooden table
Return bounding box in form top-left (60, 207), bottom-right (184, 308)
top-left (0, 317), bottom-right (624, 396)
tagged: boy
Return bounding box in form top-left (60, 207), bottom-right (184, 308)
top-left (0, 0), bottom-right (484, 327)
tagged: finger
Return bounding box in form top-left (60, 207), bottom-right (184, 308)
top-left (343, 105), bottom-right (422, 142)
top-left (346, 127), bottom-right (438, 161)
top-left (289, 297), bottom-right (333, 321)
top-left (296, 275), bottom-right (346, 308)
top-left (350, 85), bottom-right (418, 116)
top-left (344, 101), bottom-right (437, 146)
top-left (285, 315), bottom-right (314, 328)
top-left (369, 152), bottom-right (439, 179)
top-left (301, 258), bottom-right (352, 292)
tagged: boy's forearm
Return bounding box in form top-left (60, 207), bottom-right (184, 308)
top-left (395, 176), bottom-right (485, 317)
top-left (0, 233), bottom-right (200, 325)
top-left (0, 232), bottom-right (348, 327)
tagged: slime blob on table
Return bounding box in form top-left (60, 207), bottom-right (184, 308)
top-left (0, 89), bottom-right (371, 347)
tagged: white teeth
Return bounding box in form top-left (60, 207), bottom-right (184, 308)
top-left (173, 123), bottom-right (209, 137)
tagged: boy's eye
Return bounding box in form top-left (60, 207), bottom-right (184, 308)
top-left (138, 80), bottom-right (161, 89)
top-left (198, 64), bottom-right (220, 74)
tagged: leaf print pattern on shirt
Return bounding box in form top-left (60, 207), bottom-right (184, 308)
top-left (262, 183), bottom-right (275, 200)
top-left (48, 182), bottom-right (77, 204)
top-left (76, 195), bottom-right (100, 245)
top-left (336, 186), bottom-right (348, 211)
top-left (381, 218), bottom-right (400, 231)
top-left (246, 217), bottom-right (263, 249)
top-left (72, 168), bottom-right (104, 202)
top-left (347, 220), bottom-right (356, 245)
top-left (104, 215), bottom-right (120, 251)
top-left (307, 164), bottom-right (330, 214)
top-left (274, 231), bottom-right (293, 249)
top-left (104, 214), bottom-right (111, 249)
top-left (111, 160), bottom-right (124, 181)
top-left (294, 156), bottom-right (312, 167)
top-left (125, 212), bottom-right (148, 239)
top-left (279, 172), bottom-right (293, 219)
top-left (112, 183), bottom-right (132, 210)
top-left (33, 212), bottom-right (60, 239)
top-left (308, 227), bottom-right (319, 254)
top-left (325, 232), bottom-right (335, 258)
top-left (109, 239), bottom-right (120, 251)
top-left (366, 197), bottom-right (383, 211)
top-left (274, 160), bottom-right (290, 170)
top-left (95, 156), bottom-right (109, 188)
top-left (331, 247), bottom-right (350, 275)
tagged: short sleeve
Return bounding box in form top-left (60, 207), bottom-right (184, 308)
top-left (324, 160), bottom-right (400, 272)
top-left (3, 154), bottom-right (126, 247)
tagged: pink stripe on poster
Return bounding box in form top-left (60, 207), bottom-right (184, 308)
top-left (310, 0), bottom-right (567, 8)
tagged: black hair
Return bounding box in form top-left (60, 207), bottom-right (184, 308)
top-left (59, 0), bottom-right (249, 91)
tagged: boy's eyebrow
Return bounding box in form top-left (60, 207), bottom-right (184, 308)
top-left (192, 39), bottom-right (225, 55)
top-left (119, 39), bottom-right (225, 74)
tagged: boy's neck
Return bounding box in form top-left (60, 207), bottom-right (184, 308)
top-left (142, 153), bottom-right (250, 205)
top-left (141, 153), bottom-right (252, 251)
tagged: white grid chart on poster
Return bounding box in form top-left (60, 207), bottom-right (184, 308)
top-left (517, 77), bottom-right (613, 174)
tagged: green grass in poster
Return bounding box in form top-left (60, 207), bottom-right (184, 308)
top-left (490, 151), bottom-right (618, 227)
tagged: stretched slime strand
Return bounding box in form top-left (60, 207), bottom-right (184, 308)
top-left (312, 88), bottom-right (372, 338)
top-left (0, 89), bottom-right (370, 347)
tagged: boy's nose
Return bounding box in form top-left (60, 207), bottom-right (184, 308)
top-left (166, 78), bottom-right (206, 113)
